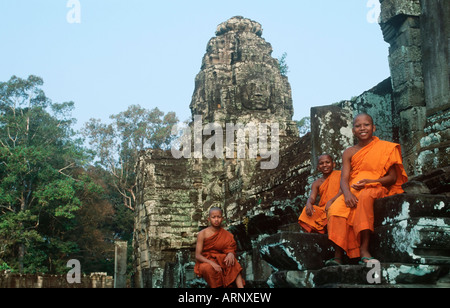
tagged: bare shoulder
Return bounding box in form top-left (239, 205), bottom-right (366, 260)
top-left (197, 228), bottom-right (207, 240)
top-left (343, 146), bottom-right (359, 160)
top-left (200, 226), bottom-right (218, 239)
top-left (313, 177), bottom-right (325, 187)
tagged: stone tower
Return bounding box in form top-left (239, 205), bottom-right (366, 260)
top-left (190, 16), bottom-right (295, 130)
top-left (132, 16), bottom-right (304, 288)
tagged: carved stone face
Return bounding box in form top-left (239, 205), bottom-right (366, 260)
top-left (234, 65), bottom-right (273, 111)
top-left (237, 80), bottom-right (270, 111)
top-left (191, 16), bottom-right (294, 122)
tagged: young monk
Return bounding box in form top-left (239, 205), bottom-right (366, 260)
top-left (327, 113), bottom-right (408, 264)
top-left (298, 154), bottom-right (341, 234)
top-left (194, 207), bottom-right (245, 288)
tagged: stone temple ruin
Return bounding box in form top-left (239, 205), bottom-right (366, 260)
top-left (133, 0), bottom-right (449, 288)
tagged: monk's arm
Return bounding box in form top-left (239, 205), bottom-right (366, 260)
top-left (305, 180), bottom-right (320, 216)
top-left (195, 231), bottom-right (222, 272)
top-left (352, 165), bottom-right (397, 189)
top-left (223, 236), bottom-right (238, 267)
top-left (341, 148), bottom-right (358, 208)
top-left (307, 181), bottom-right (320, 205)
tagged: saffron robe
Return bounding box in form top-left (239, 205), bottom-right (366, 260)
top-left (298, 170), bottom-right (341, 234)
top-left (327, 137), bottom-right (408, 258)
top-left (194, 227), bottom-right (244, 288)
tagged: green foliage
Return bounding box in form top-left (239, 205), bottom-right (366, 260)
top-left (0, 262), bottom-right (13, 272)
top-left (278, 52), bottom-right (289, 76)
top-left (0, 75), bottom-right (113, 274)
top-left (0, 75), bottom-right (173, 275)
top-left (295, 116), bottom-right (311, 137)
top-left (83, 105), bottom-right (178, 211)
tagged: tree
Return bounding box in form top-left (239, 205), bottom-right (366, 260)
top-left (82, 105), bottom-right (178, 211)
top-left (278, 52), bottom-right (290, 77)
top-left (0, 75), bottom-right (103, 273)
top-left (295, 116), bottom-right (311, 137)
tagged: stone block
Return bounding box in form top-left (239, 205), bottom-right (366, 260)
top-left (338, 78), bottom-right (396, 143)
top-left (243, 248), bottom-right (273, 285)
top-left (380, 0), bottom-right (421, 25)
top-left (397, 106), bottom-right (426, 152)
top-left (402, 181), bottom-right (431, 194)
top-left (258, 232), bottom-right (334, 271)
top-left (420, 0), bottom-right (450, 114)
top-left (409, 167), bottom-right (450, 195)
top-left (373, 193), bottom-right (450, 228)
top-left (392, 81), bottom-right (425, 112)
top-left (311, 105), bottom-right (353, 169)
top-left (389, 45), bottom-right (422, 77)
top-left (416, 147), bottom-right (450, 176)
top-left (268, 270), bottom-right (315, 288)
top-left (371, 217), bottom-right (450, 264)
top-left (313, 265), bottom-right (373, 287)
top-left (313, 263), bottom-right (442, 287)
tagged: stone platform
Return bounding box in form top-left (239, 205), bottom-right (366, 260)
top-left (159, 191), bottom-right (449, 288)
top-left (249, 193), bottom-right (450, 288)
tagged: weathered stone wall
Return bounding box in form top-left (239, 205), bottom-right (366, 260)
top-left (0, 272), bottom-right (113, 288)
top-left (312, 0), bottom-right (450, 175)
top-left (418, 0), bottom-right (449, 115)
top-left (379, 0), bottom-right (449, 175)
top-left (415, 0), bottom-right (450, 175)
top-left (133, 149), bottom-right (204, 287)
top-left (311, 78), bottom-right (395, 170)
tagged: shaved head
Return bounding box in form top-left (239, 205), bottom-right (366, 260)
top-left (353, 113), bottom-right (374, 126)
top-left (209, 207), bottom-right (223, 216)
top-left (318, 153), bottom-right (334, 163)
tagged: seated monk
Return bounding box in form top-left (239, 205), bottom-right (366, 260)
top-left (327, 113), bottom-right (408, 265)
top-left (298, 154), bottom-right (341, 234)
top-left (194, 207), bottom-right (244, 288)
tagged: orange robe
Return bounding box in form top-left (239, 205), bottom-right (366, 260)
top-left (194, 227), bottom-right (244, 288)
top-left (298, 170), bottom-right (341, 234)
top-left (327, 137), bottom-right (408, 258)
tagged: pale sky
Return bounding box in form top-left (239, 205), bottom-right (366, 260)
top-left (0, 0), bottom-right (388, 130)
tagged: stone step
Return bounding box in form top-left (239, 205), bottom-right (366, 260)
top-left (261, 194), bottom-right (450, 270)
top-left (260, 218), bottom-right (450, 271)
top-left (261, 215), bottom-right (450, 270)
top-left (258, 231), bottom-right (334, 271)
top-left (371, 217), bottom-right (450, 264)
top-left (269, 263), bottom-right (448, 288)
top-left (373, 193), bottom-right (449, 228)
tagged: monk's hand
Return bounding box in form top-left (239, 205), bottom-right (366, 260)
top-left (344, 192), bottom-right (358, 208)
top-left (224, 253), bottom-right (235, 267)
top-left (351, 179), bottom-right (373, 191)
top-left (305, 203), bottom-right (315, 217)
top-left (211, 262), bottom-right (222, 272)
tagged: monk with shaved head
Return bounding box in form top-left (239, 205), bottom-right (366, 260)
top-left (326, 113), bottom-right (408, 265)
top-left (298, 154), bottom-right (341, 234)
top-left (194, 207), bottom-right (244, 288)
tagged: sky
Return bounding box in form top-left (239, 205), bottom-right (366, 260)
top-left (0, 0), bottom-right (388, 131)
